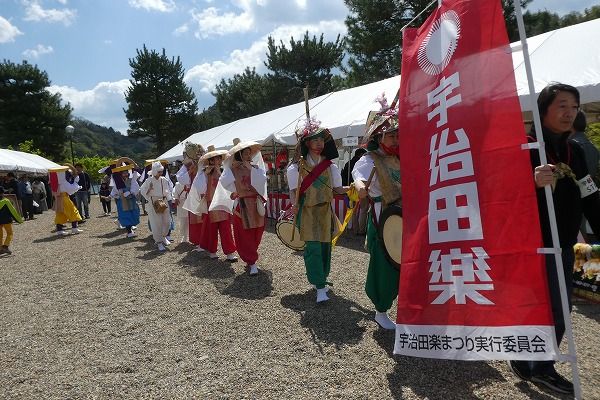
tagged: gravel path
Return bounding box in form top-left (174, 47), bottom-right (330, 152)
top-left (1, 201), bottom-right (598, 399)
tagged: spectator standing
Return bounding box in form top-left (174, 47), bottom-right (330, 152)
top-left (509, 83), bottom-right (600, 395)
top-left (31, 177), bottom-right (48, 213)
top-left (17, 175), bottom-right (35, 220)
top-left (75, 163), bottom-right (91, 220)
top-left (98, 182), bottom-right (112, 216)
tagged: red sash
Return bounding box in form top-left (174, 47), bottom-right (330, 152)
top-left (299, 159), bottom-right (332, 195)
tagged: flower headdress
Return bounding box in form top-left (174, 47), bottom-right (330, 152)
top-left (364, 92), bottom-right (399, 150)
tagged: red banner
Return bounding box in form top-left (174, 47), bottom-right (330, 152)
top-left (396, 0), bottom-right (556, 360)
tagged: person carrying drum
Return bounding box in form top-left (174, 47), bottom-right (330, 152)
top-left (210, 138), bottom-right (267, 275)
top-left (287, 119), bottom-right (348, 303)
top-left (352, 96), bottom-right (401, 329)
top-left (191, 145), bottom-right (237, 261)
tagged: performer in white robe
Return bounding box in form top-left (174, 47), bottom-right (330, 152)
top-left (173, 181), bottom-right (189, 243)
top-left (141, 162), bottom-right (173, 251)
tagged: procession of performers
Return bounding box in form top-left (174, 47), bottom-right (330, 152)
top-left (38, 98), bottom-right (404, 325)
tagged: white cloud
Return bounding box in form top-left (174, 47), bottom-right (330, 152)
top-left (173, 23), bottom-right (189, 36)
top-left (184, 0), bottom-right (348, 39)
top-left (23, 1), bottom-right (76, 25)
top-left (184, 20), bottom-right (346, 95)
top-left (56, 0), bottom-right (68, 4)
top-left (49, 79), bottom-right (131, 133)
top-left (22, 44), bottom-right (54, 59)
top-left (128, 0), bottom-right (176, 13)
top-left (189, 6), bottom-right (254, 38)
top-left (0, 16), bottom-right (23, 43)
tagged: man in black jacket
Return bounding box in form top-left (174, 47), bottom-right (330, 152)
top-left (509, 83), bottom-right (600, 395)
top-left (74, 163), bottom-right (91, 220)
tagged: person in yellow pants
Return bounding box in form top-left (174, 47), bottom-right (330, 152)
top-left (0, 186), bottom-right (24, 255)
top-left (48, 165), bottom-right (83, 235)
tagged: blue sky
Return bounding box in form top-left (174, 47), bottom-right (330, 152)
top-left (0, 0), bottom-right (597, 134)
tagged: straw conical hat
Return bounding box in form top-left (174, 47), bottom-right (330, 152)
top-left (228, 138), bottom-right (262, 158)
top-left (200, 145), bottom-right (229, 163)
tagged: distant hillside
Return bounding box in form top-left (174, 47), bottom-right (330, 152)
top-left (71, 118), bottom-right (155, 160)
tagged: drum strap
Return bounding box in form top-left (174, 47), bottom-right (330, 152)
top-left (368, 196), bottom-right (382, 230)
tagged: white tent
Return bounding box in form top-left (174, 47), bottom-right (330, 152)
top-left (159, 18), bottom-right (600, 161)
top-left (0, 148), bottom-right (62, 175)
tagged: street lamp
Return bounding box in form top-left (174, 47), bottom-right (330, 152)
top-left (65, 125), bottom-right (75, 164)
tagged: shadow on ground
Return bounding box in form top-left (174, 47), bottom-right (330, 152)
top-left (280, 290), bottom-right (370, 352)
top-left (574, 300), bottom-right (600, 324)
top-left (178, 252), bottom-right (273, 300)
top-left (373, 330), bottom-right (566, 400)
top-left (33, 234), bottom-right (71, 243)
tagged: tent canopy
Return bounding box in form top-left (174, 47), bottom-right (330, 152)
top-left (159, 18), bottom-right (600, 162)
top-left (0, 148), bottom-right (62, 175)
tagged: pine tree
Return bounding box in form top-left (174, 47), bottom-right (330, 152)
top-left (343, 0), bottom-right (532, 86)
top-left (124, 46), bottom-right (199, 154)
top-left (213, 67), bottom-right (275, 123)
top-left (0, 60), bottom-right (72, 161)
top-left (264, 31), bottom-right (345, 105)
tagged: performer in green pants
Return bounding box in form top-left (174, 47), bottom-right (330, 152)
top-left (352, 96), bottom-right (401, 329)
top-left (287, 119), bottom-right (348, 303)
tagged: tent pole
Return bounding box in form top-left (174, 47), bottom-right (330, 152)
top-left (514, 1), bottom-right (581, 398)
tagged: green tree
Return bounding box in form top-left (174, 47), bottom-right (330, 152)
top-left (264, 31), bottom-right (345, 105)
top-left (124, 46), bottom-right (199, 155)
top-left (213, 67), bottom-right (276, 123)
top-left (343, 0), bottom-right (531, 86)
top-left (196, 104), bottom-right (224, 132)
top-left (0, 60), bottom-right (72, 161)
top-left (523, 5), bottom-right (600, 37)
top-left (522, 9), bottom-right (562, 36)
top-left (74, 155), bottom-right (115, 183)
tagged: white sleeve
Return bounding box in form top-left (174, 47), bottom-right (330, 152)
top-left (192, 171), bottom-right (208, 194)
top-left (173, 182), bottom-right (183, 199)
top-left (220, 168), bottom-right (236, 192)
top-left (250, 166), bottom-right (268, 200)
top-left (110, 186), bottom-right (119, 198)
top-left (130, 171), bottom-right (141, 195)
top-left (286, 163), bottom-right (299, 191)
top-left (176, 165), bottom-right (190, 186)
top-left (330, 163), bottom-right (343, 188)
top-left (352, 154), bottom-right (374, 182)
top-left (139, 178), bottom-right (151, 201)
top-left (164, 177), bottom-right (173, 201)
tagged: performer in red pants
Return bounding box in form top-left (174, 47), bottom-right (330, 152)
top-left (178, 142), bottom-right (205, 250)
top-left (192, 145), bottom-right (237, 261)
top-left (210, 138), bottom-right (267, 275)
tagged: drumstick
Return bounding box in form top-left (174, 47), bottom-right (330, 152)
top-left (291, 157), bottom-right (303, 242)
top-left (364, 167), bottom-right (376, 196)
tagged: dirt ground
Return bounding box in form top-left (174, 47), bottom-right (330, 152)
top-left (0, 201), bottom-right (598, 399)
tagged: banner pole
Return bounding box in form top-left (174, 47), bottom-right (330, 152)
top-left (513, 1), bottom-right (582, 398)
